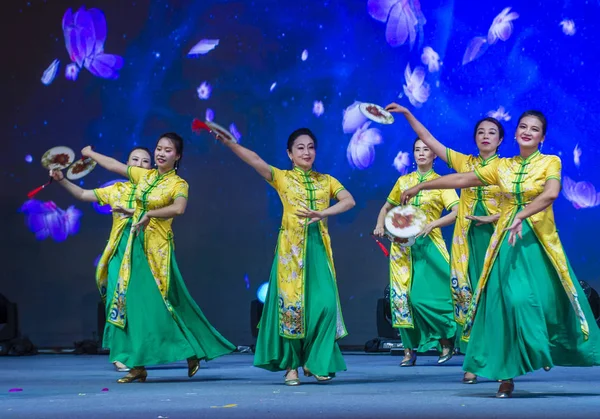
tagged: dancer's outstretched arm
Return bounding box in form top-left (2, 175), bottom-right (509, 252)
top-left (49, 169), bottom-right (98, 202)
top-left (221, 141), bottom-right (272, 181)
top-left (386, 103), bottom-right (447, 163)
top-left (82, 146), bottom-right (128, 177)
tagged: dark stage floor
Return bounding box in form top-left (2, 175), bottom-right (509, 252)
top-left (1, 353), bottom-right (600, 418)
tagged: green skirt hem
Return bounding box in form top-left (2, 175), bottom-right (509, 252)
top-left (253, 224), bottom-right (347, 376)
top-left (103, 225), bottom-right (235, 367)
top-left (396, 236), bottom-right (456, 352)
top-left (462, 221), bottom-right (600, 380)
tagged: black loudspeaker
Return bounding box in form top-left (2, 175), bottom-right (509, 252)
top-left (376, 298), bottom-right (398, 339)
top-left (250, 299), bottom-right (264, 338)
top-left (8, 337), bottom-right (37, 356)
top-left (364, 337), bottom-right (403, 353)
top-left (0, 294), bottom-right (19, 343)
top-left (579, 280), bottom-right (600, 326)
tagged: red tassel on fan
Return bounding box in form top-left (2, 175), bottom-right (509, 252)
top-left (371, 235), bottom-right (389, 257)
top-left (27, 179), bottom-right (52, 199)
top-left (191, 118), bottom-right (210, 134)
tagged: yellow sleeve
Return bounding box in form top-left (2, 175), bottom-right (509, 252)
top-left (474, 161), bottom-right (500, 186)
top-left (441, 188), bottom-right (460, 211)
top-left (127, 166), bottom-right (149, 184)
top-left (266, 166), bottom-right (285, 191)
top-left (328, 175), bottom-right (345, 200)
top-left (171, 180), bottom-right (189, 201)
top-left (92, 184), bottom-right (117, 206)
top-left (446, 148), bottom-right (469, 172)
top-left (545, 156), bottom-right (562, 183)
top-left (386, 178), bottom-right (402, 206)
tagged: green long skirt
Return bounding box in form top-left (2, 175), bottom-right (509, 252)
top-left (463, 221), bottom-right (600, 380)
top-left (456, 202), bottom-right (495, 354)
top-left (398, 236), bottom-right (457, 352)
top-left (103, 224), bottom-right (236, 367)
top-left (253, 224), bottom-right (347, 377)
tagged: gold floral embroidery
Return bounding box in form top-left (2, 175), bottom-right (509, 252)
top-left (268, 166), bottom-right (347, 339)
top-left (107, 167), bottom-right (188, 329)
top-left (446, 149), bottom-right (503, 324)
top-left (93, 182), bottom-right (137, 303)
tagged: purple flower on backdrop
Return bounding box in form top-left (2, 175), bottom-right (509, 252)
top-left (20, 200), bottom-right (82, 242)
top-left (313, 101), bottom-right (325, 117)
top-left (562, 176), bottom-right (600, 209)
top-left (229, 123), bottom-right (242, 142)
top-left (25, 155), bottom-right (33, 163)
top-left (463, 8), bottom-right (519, 65)
top-left (197, 81), bottom-right (212, 100)
top-left (187, 39), bottom-right (219, 57)
top-left (342, 101), bottom-right (368, 134)
top-left (462, 37), bottom-right (488, 65)
top-left (92, 179), bottom-right (127, 214)
top-left (62, 7), bottom-right (124, 80)
top-left (347, 122), bottom-right (383, 170)
top-left (41, 59), bottom-right (60, 85)
top-left (573, 144), bottom-right (582, 168)
top-left (487, 7), bottom-right (519, 44)
top-left (368, 0), bottom-right (426, 48)
top-left (393, 151), bottom-right (411, 174)
top-left (420, 47), bottom-right (440, 72)
top-left (560, 19), bottom-right (576, 36)
top-left (403, 64), bottom-right (430, 107)
top-left (205, 108), bottom-right (215, 122)
top-left (487, 106), bottom-right (511, 122)
top-left (65, 63), bottom-right (80, 81)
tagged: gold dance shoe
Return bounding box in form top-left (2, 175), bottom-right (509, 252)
top-left (303, 368), bottom-right (332, 382)
top-left (117, 367), bottom-right (147, 383)
top-left (284, 369), bottom-right (300, 386)
top-left (188, 358), bottom-right (200, 378)
top-left (462, 372), bottom-right (478, 384)
top-left (400, 350), bottom-right (417, 367)
top-left (437, 345), bottom-right (454, 364)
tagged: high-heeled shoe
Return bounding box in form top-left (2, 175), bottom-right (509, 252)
top-left (113, 361), bottom-right (130, 372)
top-left (462, 372), bottom-right (478, 384)
top-left (188, 358), bottom-right (200, 378)
top-left (117, 367), bottom-right (147, 383)
top-left (495, 379), bottom-right (514, 398)
top-left (400, 350), bottom-right (417, 367)
top-left (437, 345), bottom-right (454, 364)
top-left (284, 370), bottom-right (300, 386)
top-left (303, 368), bottom-right (332, 382)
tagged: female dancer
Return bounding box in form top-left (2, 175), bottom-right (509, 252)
top-left (385, 103), bottom-right (504, 383)
top-left (401, 111), bottom-right (600, 397)
top-left (50, 147), bottom-right (152, 373)
top-left (80, 133), bottom-right (236, 383)
top-left (373, 138), bottom-right (459, 367)
top-left (216, 128), bottom-right (355, 385)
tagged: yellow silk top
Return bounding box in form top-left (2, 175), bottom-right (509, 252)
top-left (386, 169), bottom-right (460, 328)
top-left (93, 181), bottom-right (137, 303)
top-left (446, 149), bottom-right (503, 324)
top-left (268, 166), bottom-right (347, 339)
top-left (106, 166), bottom-right (189, 329)
top-left (462, 151), bottom-right (589, 341)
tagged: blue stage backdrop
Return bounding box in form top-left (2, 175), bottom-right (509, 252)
top-left (3, 0), bottom-right (600, 347)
